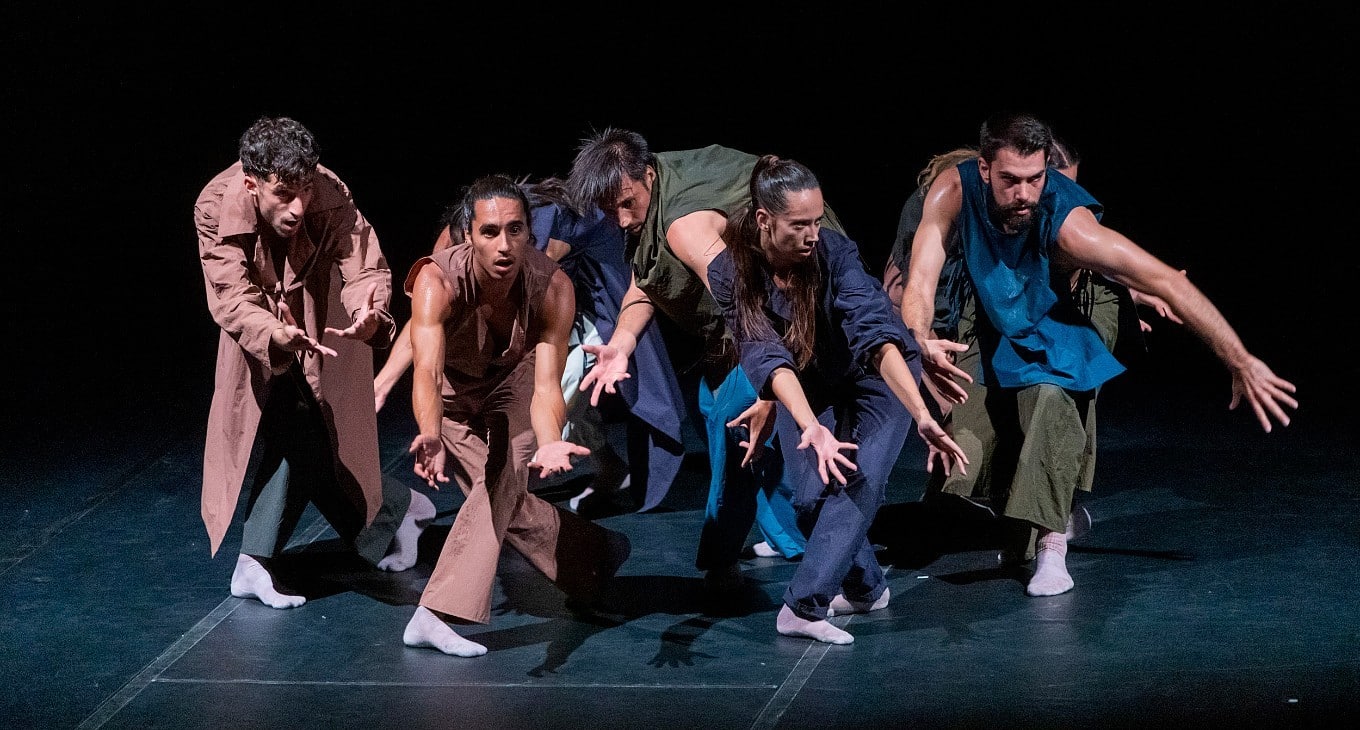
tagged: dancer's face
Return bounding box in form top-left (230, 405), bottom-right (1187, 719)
top-left (245, 172), bottom-right (315, 240)
top-left (757, 187), bottom-right (825, 271)
top-left (979, 147), bottom-right (1048, 234)
top-left (607, 167), bottom-right (655, 234)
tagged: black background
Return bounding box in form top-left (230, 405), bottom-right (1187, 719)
top-left (4, 4), bottom-right (1355, 439)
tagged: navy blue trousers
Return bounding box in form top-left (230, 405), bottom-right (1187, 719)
top-left (776, 375), bottom-right (911, 620)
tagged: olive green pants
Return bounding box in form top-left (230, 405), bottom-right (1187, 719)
top-left (927, 277), bottom-right (1123, 549)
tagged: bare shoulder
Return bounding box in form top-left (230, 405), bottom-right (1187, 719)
top-left (545, 268), bottom-right (575, 309)
top-left (923, 167), bottom-right (963, 211)
top-left (1055, 206), bottom-right (1108, 250)
top-left (666, 210), bottom-right (729, 280)
top-left (667, 210), bottom-right (728, 257)
top-left (410, 260), bottom-right (454, 306)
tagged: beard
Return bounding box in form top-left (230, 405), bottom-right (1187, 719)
top-left (986, 194), bottom-right (1036, 235)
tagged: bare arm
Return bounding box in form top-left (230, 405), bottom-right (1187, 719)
top-left (1057, 208), bottom-right (1297, 431)
top-left (545, 237), bottom-right (572, 261)
top-left (768, 368), bottom-right (858, 486)
top-left (903, 170), bottom-right (973, 403)
top-left (578, 274), bottom-right (652, 406)
top-left (373, 319), bottom-right (414, 411)
top-left (406, 263), bottom-right (452, 487)
top-left (528, 271), bottom-right (590, 476)
top-left (872, 344), bottom-right (967, 475)
top-left (666, 210), bottom-right (729, 293)
top-left (375, 230), bottom-right (457, 411)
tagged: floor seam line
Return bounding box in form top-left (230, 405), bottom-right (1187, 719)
top-left (748, 565), bottom-right (904, 729)
top-left (77, 514), bottom-right (331, 728)
top-left (77, 595), bottom-right (246, 729)
top-left (151, 678), bottom-right (781, 689)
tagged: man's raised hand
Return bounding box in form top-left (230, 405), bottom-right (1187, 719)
top-left (272, 301), bottom-right (338, 357)
top-left (324, 283), bottom-right (381, 341)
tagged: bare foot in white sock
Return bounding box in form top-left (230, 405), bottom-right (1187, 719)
top-left (568, 485), bottom-right (596, 513)
top-left (751, 541), bottom-right (780, 558)
top-left (1027, 530), bottom-right (1074, 597)
top-left (827, 586), bottom-right (891, 617)
top-left (378, 489), bottom-right (436, 572)
top-left (403, 606), bottom-right (487, 657)
top-left (776, 604), bottom-right (853, 644)
top-left (230, 554), bottom-right (305, 609)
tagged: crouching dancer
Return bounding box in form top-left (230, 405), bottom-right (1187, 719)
top-left (403, 175), bottom-right (631, 657)
top-left (710, 156), bottom-right (968, 644)
top-left (196, 115), bottom-right (434, 609)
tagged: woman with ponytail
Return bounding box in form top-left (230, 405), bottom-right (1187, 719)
top-left (709, 155), bottom-right (968, 644)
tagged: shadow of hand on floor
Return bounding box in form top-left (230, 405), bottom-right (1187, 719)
top-left (465, 565), bottom-right (783, 676)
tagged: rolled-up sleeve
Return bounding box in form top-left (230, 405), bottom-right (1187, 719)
top-left (708, 249), bottom-right (795, 397)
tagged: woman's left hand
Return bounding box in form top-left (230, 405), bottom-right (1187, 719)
top-left (796, 423), bottom-right (858, 486)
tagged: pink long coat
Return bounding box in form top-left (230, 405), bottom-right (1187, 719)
top-left (194, 162), bottom-right (394, 556)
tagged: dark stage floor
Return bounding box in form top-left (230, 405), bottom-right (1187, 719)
top-left (2, 368), bottom-right (1356, 729)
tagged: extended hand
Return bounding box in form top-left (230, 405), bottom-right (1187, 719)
top-left (1229, 356), bottom-right (1298, 433)
top-left (272, 301), bottom-right (338, 357)
top-left (916, 416), bottom-right (969, 477)
top-left (408, 433), bottom-right (449, 488)
top-left (528, 440), bottom-right (591, 478)
top-left (920, 337), bottom-right (972, 405)
top-left (578, 344), bottom-right (631, 407)
top-left (325, 283), bottom-right (381, 341)
top-left (726, 399), bottom-right (775, 467)
top-left (796, 423), bottom-right (858, 486)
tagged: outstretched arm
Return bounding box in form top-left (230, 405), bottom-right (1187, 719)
top-left (768, 369), bottom-right (858, 487)
top-left (406, 263), bottom-right (452, 487)
top-left (1057, 208), bottom-right (1297, 431)
top-left (579, 274), bottom-right (651, 406)
top-left (375, 230), bottom-right (456, 411)
top-left (873, 343), bottom-right (968, 475)
top-left (529, 271), bottom-right (591, 476)
top-left (324, 282), bottom-right (384, 342)
top-left (373, 320), bottom-right (414, 411)
top-left (903, 170), bottom-right (973, 404)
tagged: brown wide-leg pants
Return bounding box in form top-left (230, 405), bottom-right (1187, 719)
top-left (420, 356), bottom-right (615, 624)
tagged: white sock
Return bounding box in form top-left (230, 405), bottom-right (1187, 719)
top-left (403, 606), bottom-right (487, 657)
top-left (1026, 530), bottom-right (1074, 597)
top-left (751, 541), bottom-right (780, 558)
top-left (827, 586), bottom-right (891, 617)
top-left (378, 489), bottom-right (436, 572)
top-left (230, 554), bottom-right (305, 609)
top-left (776, 604), bottom-right (853, 645)
top-left (568, 486), bottom-right (596, 513)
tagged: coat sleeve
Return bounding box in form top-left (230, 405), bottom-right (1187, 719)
top-left (195, 184), bottom-right (290, 372)
top-left (325, 181), bottom-right (395, 349)
top-left (708, 249), bottom-right (795, 397)
top-left (823, 230), bottom-right (921, 374)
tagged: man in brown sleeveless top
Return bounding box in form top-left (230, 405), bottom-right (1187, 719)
top-left (400, 175), bottom-right (631, 657)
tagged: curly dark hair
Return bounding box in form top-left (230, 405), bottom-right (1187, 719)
top-left (238, 116), bottom-right (320, 187)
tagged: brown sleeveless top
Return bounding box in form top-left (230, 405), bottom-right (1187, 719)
top-left (404, 242), bottom-right (558, 398)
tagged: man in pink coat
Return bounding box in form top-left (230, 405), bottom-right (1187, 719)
top-left (195, 116), bottom-right (434, 608)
